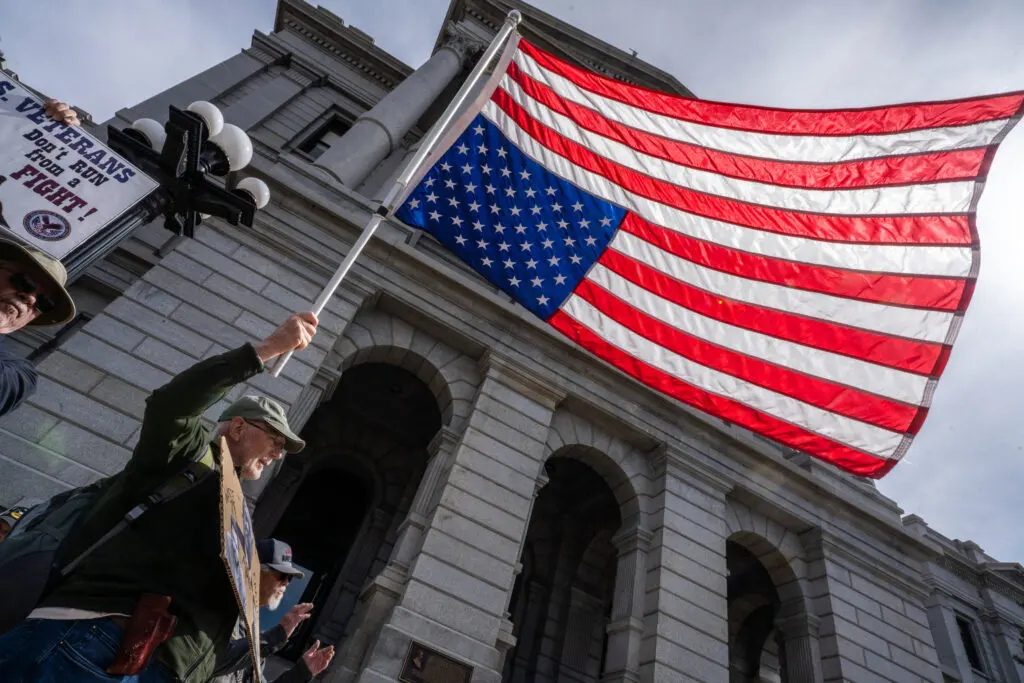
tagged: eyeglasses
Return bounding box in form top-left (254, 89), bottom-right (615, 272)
top-left (273, 570), bottom-right (294, 584)
top-left (9, 272), bottom-right (56, 315)
top-left (245, 419), bottom-right (286, 453)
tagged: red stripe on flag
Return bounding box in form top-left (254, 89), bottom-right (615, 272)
top-left (549, 309), bottom-right (897, 478)
top-left (598, 248), bottom-right (945, 376)
top-left (574, 278), bottom-right (920, 432)
top-left (507, 61), bottom-right (989, 194)
top-left (620, 214), bottom-right (966, 310)
top-left (519, 40), bottom-right (1024, 137)
top-left (491, 89), bottom-right (974, 245)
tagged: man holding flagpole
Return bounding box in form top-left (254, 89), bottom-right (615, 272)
top-left (0, 311), bottom-right (317, 683)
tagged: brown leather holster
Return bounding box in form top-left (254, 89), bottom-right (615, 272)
top-left (107, 594), bottom-right (177, 676)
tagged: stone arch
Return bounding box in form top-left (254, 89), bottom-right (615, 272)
top-left (725, 499), bottom-right (821, 683)
top-left (329, 308), bottom-right (480, 431)
top-left (543, 408), bottom-right (654, 525)
top-left (255, 357), bottom-right (446, 660)
top-left (725, 499), bottom-right (808, 607)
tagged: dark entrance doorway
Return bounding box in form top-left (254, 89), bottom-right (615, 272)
top-left (727, 540), bottom-right (787, 683)
top-left (504, 456), bottom-right (621, 683)
top-left (267, 465), bottom-right (374, 657)
top-left (256, 360), bottom-right (443, 659)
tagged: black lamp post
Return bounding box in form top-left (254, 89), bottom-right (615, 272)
top-left (63, 100), bottom-right (271, 281)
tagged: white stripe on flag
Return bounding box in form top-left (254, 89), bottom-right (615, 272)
top-left (586, 264), bottom-right (930, 405)
top-left (499, 75), bottom-right (977, 215)
top-left (609, 231), bottom-right (954, 343)
top-left (482, 101), bottom-right (974, 278)
top-left (561, 295), bottom-right (903, 458)
top-left (514, 51), bottom-right (1012, 164)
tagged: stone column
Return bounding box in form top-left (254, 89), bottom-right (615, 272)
top-left (389, 426), bottom-right (460, 572)
top-left (356, 351), bottom-right (565, 683)
top-left (316, 25), bottom-right (483, 188)
top-left (558, 587), bottom-right (606, 681)
top-left (980, 609), bottom-right (1024, 683)
top-left (775, 602), bottom-right (824, 683)
top-left (602, 526), bottom-right (650, 683)
top-left (315, 507), bottom-right (393, 646)
top-left (640, 446), bottom-right (733, 683)
top-left (496, 469), bottom-right (551, 675)
top-left (506, 579), bottom-right (550, 683)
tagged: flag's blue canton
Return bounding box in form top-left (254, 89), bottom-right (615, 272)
top-left (396, 114), bottom-right (626, 320)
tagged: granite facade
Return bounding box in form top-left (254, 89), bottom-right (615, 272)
top-left (1, 1), bottom-right (1021, 682)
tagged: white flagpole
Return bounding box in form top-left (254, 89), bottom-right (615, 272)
top-left (270, 10), bottom-right (522, 378)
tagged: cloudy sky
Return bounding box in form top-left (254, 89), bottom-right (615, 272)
top-left (2, 1), bottom-right (1022, 562)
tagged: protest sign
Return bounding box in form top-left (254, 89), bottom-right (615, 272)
top-left (217, 437), bottom-right (262, 681)
top-left (0, 75), bottom-right (158, 260)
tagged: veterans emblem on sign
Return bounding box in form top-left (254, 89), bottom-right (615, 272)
top-left (22, 210), bottom-right (70, 241)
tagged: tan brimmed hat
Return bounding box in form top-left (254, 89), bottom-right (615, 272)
top-left (0, 239), bottom-right (76, 326)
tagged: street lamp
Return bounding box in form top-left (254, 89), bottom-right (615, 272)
top-left (64, 100), bottom-right (270, 280)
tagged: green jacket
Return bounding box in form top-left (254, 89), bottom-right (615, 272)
top-left (44, 344), bottom-right (266, 682)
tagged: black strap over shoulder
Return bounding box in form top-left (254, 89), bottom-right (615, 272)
top-left (60, 447), bottom-right (217, 576)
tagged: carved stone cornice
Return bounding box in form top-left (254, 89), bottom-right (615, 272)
top-left (937, 554), bottom-right (1024, 606)
top-left (534, 469), bottom-right (550, 496)
top-left (273, 0), bottom-right (412, 90)
top-left (650, 443), bottom-right (733, 495)
top-left (775, 612), bottom-right (821, 640)
top-left (427, 425), bottom-right (460, 457)
top-left (479, 350), bottom-right (566, 410)
top-left (611, 526), bottom-right (653, 554)
top-left (438, 0), bottom-right (695, 97)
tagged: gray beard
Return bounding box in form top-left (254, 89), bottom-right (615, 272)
top-left (267, 593), bottom-right (283, 611)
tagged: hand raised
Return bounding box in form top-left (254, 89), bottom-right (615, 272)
top-left (44, 100), bottom-right (80, 126)
top-left (302, 639), bottom-right (335, 676)
top-left (255, 312), bottom-right (318, 362)
top-left (279, 602), bottom-right (313, 638)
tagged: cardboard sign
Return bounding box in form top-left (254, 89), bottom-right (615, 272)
top-left (217, 438), bottom-right (262, 682)
top-left (0, 75), bottom-right (158, 259)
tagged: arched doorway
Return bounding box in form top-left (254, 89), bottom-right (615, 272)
top-left (727, 541), bottom-right (787, 683)
top-left (257, 361), bottom-right (443, 660)
top-left (504, 456), bottom-right (621, 683)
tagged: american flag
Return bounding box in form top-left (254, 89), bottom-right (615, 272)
top-left (396, 38), bottom-right (1024, 478)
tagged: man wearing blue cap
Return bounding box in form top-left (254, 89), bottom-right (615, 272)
top-left (212, 539), bottom-right (334, 683)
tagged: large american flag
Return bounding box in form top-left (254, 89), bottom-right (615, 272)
top-left (396, 38), bottom-right (1023, 478)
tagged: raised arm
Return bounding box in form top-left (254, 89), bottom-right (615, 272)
top-left (129, 312), bottom-right (318, 476)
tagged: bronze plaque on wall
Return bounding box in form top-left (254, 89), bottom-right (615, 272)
top-left (398, 641), bottom-right (473, 683)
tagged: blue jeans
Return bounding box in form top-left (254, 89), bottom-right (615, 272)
top-left (0, 618), bottom-right (174, 682)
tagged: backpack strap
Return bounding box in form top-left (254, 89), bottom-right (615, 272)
top-left (60, 447), bottom-right (217, 577)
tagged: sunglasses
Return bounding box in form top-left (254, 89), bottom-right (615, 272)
top-left (9, 272), bottom-right (56, 315)
top-left (245, 419), bottom-right (286, 452)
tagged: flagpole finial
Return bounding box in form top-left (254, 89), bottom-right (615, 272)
top-left (507, 9), bottom-right (522, 26)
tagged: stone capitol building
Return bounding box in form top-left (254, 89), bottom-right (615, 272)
top-left (1, 1), bottom-right (1023, 681)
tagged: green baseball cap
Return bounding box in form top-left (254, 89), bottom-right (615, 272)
top-left (218, 395), bottom-right (305, 453)
top-left (0, 239), bottom-right (76, 326)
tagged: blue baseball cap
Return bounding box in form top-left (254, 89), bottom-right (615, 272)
top-left (256, 539), bottom-right (304, 578)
